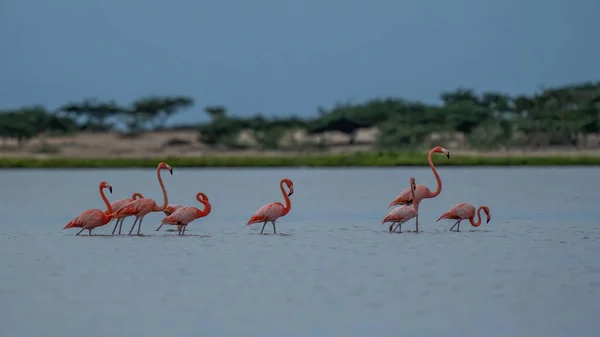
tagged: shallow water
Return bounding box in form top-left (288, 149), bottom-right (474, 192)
top-left (1, 167), bottom-right (600, 337)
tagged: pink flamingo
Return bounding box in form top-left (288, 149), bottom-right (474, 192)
top-left (247, 178), bottom-right (294, 234)
top-left (382, 177), bottom-right (418, 233)
top-left (110, 192), bottom-right (144, 235)
top-left (388, 146), bottom-right (450, 225)
top-left (156, 192), bottom-right (211, 235)
top-left (436, 203), bottom-right (491, 232)
top-left (63, 181), bottom-right (114, 236)
top-left (163, 203), bottom-right (184, 233)
top-left (110, 161), bottom-right (173, 235)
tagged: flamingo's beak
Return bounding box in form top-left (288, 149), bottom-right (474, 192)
top-left (108, 186), bottom-right (113, 193)
top-left (288, 189), bottom-right (294, 196)
top-left (486, 218), bottom-right (490, 223)
top-left (169, 168), bottom-right (173, 175)
top-left (446, 152), bottom-right (450, 159)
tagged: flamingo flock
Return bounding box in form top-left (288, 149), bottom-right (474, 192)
top-left (63, 146), bottom-right (491, 236)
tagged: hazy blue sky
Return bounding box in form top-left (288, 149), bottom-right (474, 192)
top-left (1, 0), bottom-right (598, 124)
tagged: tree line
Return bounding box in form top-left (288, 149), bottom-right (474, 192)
top-left (1, 81), bottom-right (599, 150)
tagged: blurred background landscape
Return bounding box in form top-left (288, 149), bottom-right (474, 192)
top-left (1, 0), bottom-right (599, 161)
top-left (2, 83), bottom-right (600, 159)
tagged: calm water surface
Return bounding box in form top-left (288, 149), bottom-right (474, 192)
top-left (1, 167), bottom-right (599, 337)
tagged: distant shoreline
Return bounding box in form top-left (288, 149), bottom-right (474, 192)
top-left (2, 152), bottom-right (600, 168)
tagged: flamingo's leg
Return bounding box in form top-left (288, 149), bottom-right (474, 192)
top-left (128, 217), bottom-right (139, 235)
top-left (260, 221), bottom-right (267, 234)
top-left (136, 217), bottom-right (144, 235)
top-left (112, 219), bottom-right (121, 235)
top-left (182, 224), bottom-right (187, 235)
top-left (118, 219), bottom-right (124, 234)
top-left (155, 224), bottom-right (163, 231)
top-left (450, 220), bottom-right (460, 231)
top-left (415, 211), bottom-right (419, 233)
top-left (88, 229), bottom-right (92, 236)
top-left (76, 228), bottom-right (85, 235)
top-left (456, 220), bottom-right (461, 232)
top-left (271, 221), bottom-right (277, 234)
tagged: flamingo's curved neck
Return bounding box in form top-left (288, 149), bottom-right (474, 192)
top-left (199, 201), bottom-right (211, 217)
top-left (156, 168), bottom-right (168, 210)
top-left (410, 182), bottom-right (417, 211)
top-left (427, 149), bottom-right (443, 197)
top-left (469, 207), bottom-right (484, 227)
top-left (280, 180), bottom-right (291, 216)
top-left (195, 193), bottom-right (211, 216)
top-left (100, 186), bottom-right (113, 215)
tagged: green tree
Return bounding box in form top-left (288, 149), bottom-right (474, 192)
top-left (59, 99), bottom-right (122, 131)
top-left (131, 96), bottom-right (193, 130)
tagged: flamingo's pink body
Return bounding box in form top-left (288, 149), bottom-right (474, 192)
top-left (157, 193), bottom-right (211, 234)
top-left (162, 203), bottom-right (184, 232)
top-left (388, 146), bottom-right (450, 208)
top-left (64, 182), bottom-right (114, 236)
top-left (110, 192), bottom-right (144, 235)
top-left (247, 178), bottom-right (294, 234)
top-left (436, 203), bottom-right (491, 232)
top-left (111, 193), bottom-right (143, 212)
top-left (382, 177), bottom-right (418, 233)
top-left (110, 162), bottom-right (173, 235)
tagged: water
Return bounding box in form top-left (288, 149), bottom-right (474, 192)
top-left (1, 167), bottom-right (599, 337)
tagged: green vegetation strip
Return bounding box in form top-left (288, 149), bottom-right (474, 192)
top-left (2, 152), bottom-right (600, 168)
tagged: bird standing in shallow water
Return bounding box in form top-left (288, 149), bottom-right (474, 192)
top-left (109, 162), bottom-right (173, 235)
top-left (64, 181), bottom-right (114, 236)
top-left (382, 177), bottom-right (418, 233)
top-left (110, 192), bottom-right (144, 235)
top-left (388, 146), bottom-right (450, 226)
top-left (247, 178), bottom-right (294, 234)
top-left (162, 203), bottom-right (183, 232)
top-left (436, 203), bottom-right (491, 232)
top-left (156, 192), bottom-right (211, 235)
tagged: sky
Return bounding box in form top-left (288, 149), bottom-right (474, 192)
top-left (1, 0), bottom-right (599, 125)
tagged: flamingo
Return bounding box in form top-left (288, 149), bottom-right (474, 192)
top-left (110, 192), bottom-right (144, 235)
top-left (109, 161), bottom-right (173, 235)
top-left (156, 192), bottom-right (211, 235)
top-left (382, 177), bottom-right (418, 233)
top-left (436, 203), bottom-right (491, 232)
top-left (162, 203), bottom-right (184, 233)
top-left (63, 181), bottom-right (114, 236)
top-left (247, 178), bottom-right (294, 234)
top-left (388, 146), bottom-right (450, 226)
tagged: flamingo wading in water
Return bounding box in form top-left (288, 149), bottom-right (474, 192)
top-left (110, 192), bottom-right (144, 235)
top-left (436, 203), bottom-right (491, 232)
top-left (156, 192), bottom-right (211, 235)
top-left (247, 178), bottom-right (294, 234)
top-left (110, 162), bottom-right (173, 235)
top-left (388, 146), bottom-right (450, 227)
top-left (382, 177), bottom-right (418, 233)
top-left (163, 203), bottom-right (183, 232)
top-left (63, 181), bottom-right (114, 236)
